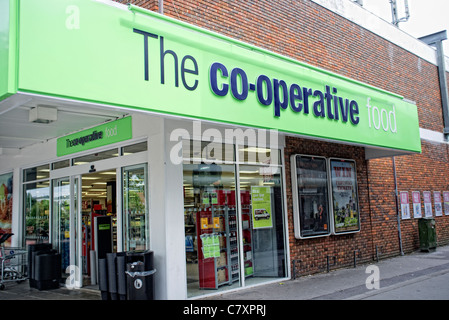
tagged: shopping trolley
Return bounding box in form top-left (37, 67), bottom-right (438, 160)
top-left (0, 233), bottom-right (28, 290)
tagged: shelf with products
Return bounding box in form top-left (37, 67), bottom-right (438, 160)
top-left (193, 189), bottom-right (239, 289)
top-left (189, 189), bottom-right (257, 289)
top-left (241, 191), bottom-right (254, 278)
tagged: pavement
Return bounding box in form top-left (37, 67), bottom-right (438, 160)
top-left (0, 245), bottom-right (448, 301)
top-left (208, 244), bottom-right (449, 300)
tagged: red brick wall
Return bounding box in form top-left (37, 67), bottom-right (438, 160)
top-left (127, 0), bottom-right (449, 272)
top-left (285, 136), bottom-right (375, 275)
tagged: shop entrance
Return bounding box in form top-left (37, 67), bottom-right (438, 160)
top-left (80, 169), bottom-right (117, 284)
top-left (50, 159), bottom-right (149, 288)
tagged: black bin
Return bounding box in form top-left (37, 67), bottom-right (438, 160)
top-left (27, 243), bottom-right (52, 288)
top-left (106, 252), bottom-right (127, 300)
top-left (125, 250), bottom-right (156, 300)
top-left (34, 252), bottom-right (61, 290)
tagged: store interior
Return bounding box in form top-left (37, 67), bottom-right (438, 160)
top-left (80, 169), bottom-right (117, 283)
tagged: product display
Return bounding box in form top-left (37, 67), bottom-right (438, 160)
top-left (184, 189), bottom-right (254, 290)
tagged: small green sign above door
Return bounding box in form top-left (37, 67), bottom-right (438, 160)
top-left (56, 117), bottom-right (132, 156)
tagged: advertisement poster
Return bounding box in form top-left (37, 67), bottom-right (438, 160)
top-left (250, 186), bottom-right (273, 229)
top-left (0, 172), bottom-right (13, 243)
top-left (400, 191), bottom-right (410, 220)
top-left (330, 160), bottom-right (360, 233)
top-left (412, 191), bottom-right (422, 218)
top-left (434, 191), bottom-right (443, 217)
top-left (423, 191), bottom-right (433, 217)
top-left (444, 192), bottom-right (449, 216)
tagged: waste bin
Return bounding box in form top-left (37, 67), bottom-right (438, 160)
top-left (27, 243), bottom-right (52, 288)
top-left (418, 217), bottom-right (437, 252)
top-left (34, 252), bottom-right (61, 290)
top-left (106, 252), bottom-right (127, 300)
top-left (125, 250), bottom-right (156, 300)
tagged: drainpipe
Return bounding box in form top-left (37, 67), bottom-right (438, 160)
top-left (158, 0), bottom-right (163, 14)
top-left (392, 157), bottom-right (404, 256)
top-left (419, 30), bottom-right (449, 139)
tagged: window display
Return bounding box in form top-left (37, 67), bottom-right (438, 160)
top-left (183, 141), bottom-right (287, 298)
top-left (291, 155), bottom-right (330, 239)
top-left (23, 165), bottom-right (50, 245)
top-left (184, 162), bottom-right (241, 295)
top-left (292, 155), bottom-right (361, 238)
top-left (0, 172), bottom-right (13, 243)
top-left (329, 159), bottom-right (360, 234)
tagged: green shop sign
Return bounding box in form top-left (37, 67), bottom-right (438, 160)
top-left (56, 117), bottom-right (132, 156)
top-left (13, 0), bottom-right (420, 153)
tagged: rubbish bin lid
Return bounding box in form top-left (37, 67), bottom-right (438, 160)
top-left (125, 269), bottom-right (156, 278)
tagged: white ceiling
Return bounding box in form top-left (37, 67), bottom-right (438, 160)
top-left (0, 93), bottom-right (417, 160)
top-left (0, 93), bottom-right (129, 152)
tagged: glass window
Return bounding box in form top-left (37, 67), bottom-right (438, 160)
top-left (51, 177), bottom-right (71, 271)
top-left (122, 141), bottom-right (147, 155)
top-left (238, 146), bottom-right (281, 165)
top-left (292, 155), bottom-right (330, 238)
top-left (24, 181), bottom-right (50, 245)
top-left (52, 159), bottom-right (70, 170)
top-left (23, 164), bottom-right (50, 182)
top-left (182, 140), bottom-right (235, 164)
top-left (0, 172), bottom-right (13, 242)
top-left (183, 162), bottom-right (240, 297)
top-left (123, 164), bottom-right (149, 251)
top-left (329, 158), bottom-right (360, 234)
top-left (238, 165), bottom-right (286, 279)
top-left (183, 140), bottom-right (287, 298)
top-left (72, 148), bottom-right (118, 165)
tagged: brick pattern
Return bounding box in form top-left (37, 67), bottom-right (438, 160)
top-left (157, 0), bottom-right (445, 132)
top-left (285, 136), bottom-right (375, 275)
top-left (124, 0), bottom-right (449, 274)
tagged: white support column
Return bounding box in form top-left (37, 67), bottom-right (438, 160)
top-left (147, 117), bottom-right (186, 299)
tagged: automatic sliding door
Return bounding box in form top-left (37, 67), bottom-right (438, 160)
top-left (52, 175), bottom-right (82, 288)
top-left (52, 177), bottom-right (70, 274)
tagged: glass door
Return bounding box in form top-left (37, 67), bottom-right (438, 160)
top-left (122, 164), bottom-right (149, 252)
top-left (52, 175), bottom-right (82, 288)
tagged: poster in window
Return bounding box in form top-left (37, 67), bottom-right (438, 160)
top-left (330, 159), bottom-right (360, 234)
top-left (412, 191), bottom-right (422, 218)
top-left (434, 191), bottom-right (443, 217)
top-left (291, 155), bottom-right (330, 239)
top-left (400, 191), bottom-right (410, 220)
top-left (444, 191), bottom-right (449, 216)
top-left (250, 186), bottom-right (273, 229)
top-left (423, 191), bottom-right (433, 217)
top-left (0, 172), bottom-right (13, 244)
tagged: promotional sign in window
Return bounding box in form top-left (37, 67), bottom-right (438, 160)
top-left (444, 191), bottom-right (449, 216)
top-left (423, 191), bottom-right (432, 218)
top-left (400, 191), bottom-right (410, 220)
top-left (250, 186), bottom-right (273, 229)
top-left (291, 155), bottom-right (330, 239)
top-left (412, 191), bottom-right (422, 218)
top-left (434, 191), bottom-right (443, 217)
top-left (329, 159), bottom-right (360, 234)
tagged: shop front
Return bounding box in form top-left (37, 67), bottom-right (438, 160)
top-left (0, 0), bottom-right (421, 299)
top-left (22, 135), bottom-right (149, 288)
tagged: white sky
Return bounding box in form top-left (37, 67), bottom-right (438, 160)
top-left (360, 0), bottom-right (449, 53)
